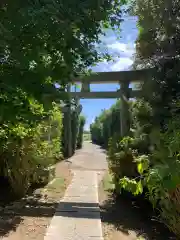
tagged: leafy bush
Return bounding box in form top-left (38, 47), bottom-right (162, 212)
top-left (114, 118), bottom-right (180, 237)
top-left (107, 136), bottom-right (139, 193)
top-left (107, 100), bottom-right (153, 193)
top-left (146, 119), bottom-right (180, 236)
top-left (99, 96), bottom-right (180, 237)
top-left (0, 103), bottom-right (63, 197)
top-left (130, 100), bottom-right (153, 154)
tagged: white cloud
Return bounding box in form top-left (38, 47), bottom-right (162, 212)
top-left (107, 42), bottom-right (135, 57)
top-left (91, 56), bottom-right (133, 72)
top-left (110, 57), bottom-right (133, 71)
top-left (91, 60), bottom-right (112, 72)
top-left (91, 27), bottom-right (136, 73)
top-left (95, 16), bottom-right (137, 73)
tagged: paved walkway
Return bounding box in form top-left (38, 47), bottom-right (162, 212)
top-left (44, 143), bottom-right (108, 240)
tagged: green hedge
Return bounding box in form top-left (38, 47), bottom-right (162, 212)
top-left (90, 100), bottom-right (121, 148)
top-left (77, 115), bottom-right (86, 149)
top-left (61, 103), bottom-right (85, 157)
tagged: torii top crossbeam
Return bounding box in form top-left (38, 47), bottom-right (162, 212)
top-left (72, 68), bottom-right (154, 84)
top-left (70, 68), bottom-right (154, 99)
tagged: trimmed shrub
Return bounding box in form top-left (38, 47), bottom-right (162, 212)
top-left (90, 100), bottom-right (121, 147)
top-left (77, 115), bottom-right (86, 149)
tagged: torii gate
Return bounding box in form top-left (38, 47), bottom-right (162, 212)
top-left (65, 68), bottom-right (154, 156)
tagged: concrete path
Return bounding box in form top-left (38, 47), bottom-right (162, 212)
top-left (44, 142), bottom-right (107, 240)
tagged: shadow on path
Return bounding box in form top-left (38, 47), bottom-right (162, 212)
top-left (0, 215), bottom-right (22, 237)
top-left (0, 196), bottom-right (56, 237)
top-left (55, 201), bottom-right (100, 218)
top-left (0, 198), bottom-right (102, 237)
top-left (100, 191), bottom-right (176, 240)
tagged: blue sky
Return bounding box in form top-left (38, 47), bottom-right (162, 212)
top-left (81, 15), bottom-right (138, 130)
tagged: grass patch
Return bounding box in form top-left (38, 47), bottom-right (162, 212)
top-left (102, 172), bottom-right (115, 191)
top-left (42, 177), bottom-right (67, 199)
top-left (83, 133), bottom-right (91, 141)
top-left (46, 177), bottom-right (65, 190)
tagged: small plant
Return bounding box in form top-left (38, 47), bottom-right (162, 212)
top-left (107, 136), bottom-right (139, 193)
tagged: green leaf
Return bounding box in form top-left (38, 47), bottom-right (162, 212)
top-left (135, 180), bottom-right (143, 195)
top-left (137, 162), bottom-right (144, 174)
